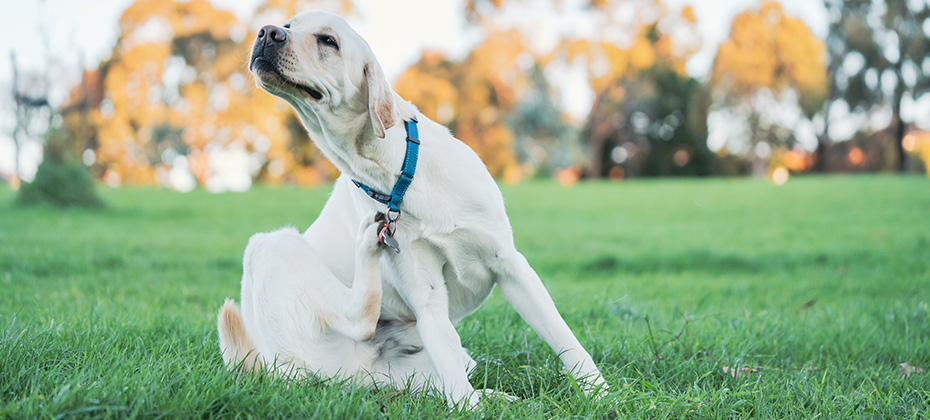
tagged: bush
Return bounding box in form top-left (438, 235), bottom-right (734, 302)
top-left (17, 154), bottom-right (104, 208)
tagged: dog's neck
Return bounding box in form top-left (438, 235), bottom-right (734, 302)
top-left (292, 92), bottom-right (417, 194)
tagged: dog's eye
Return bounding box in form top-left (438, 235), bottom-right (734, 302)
top-left (316, 34), bottom-right (339, 50)
top-left (283, 23), bottom-right (290, 29)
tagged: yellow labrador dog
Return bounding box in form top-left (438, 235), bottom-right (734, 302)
top-left (218, 10), bottom-right (606, 407)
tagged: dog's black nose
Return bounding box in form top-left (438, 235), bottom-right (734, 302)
top-left (257, 25), bottom-right (287, 43)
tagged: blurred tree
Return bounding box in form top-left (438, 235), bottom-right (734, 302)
top-left (507, 64), bottom-right (579, 177)
top-left (585, 65), bottom-right (718, 178)
top-left (559, 1), bottom-right (702, 177)
top-left (634, 68), bottom-right (718, 177)
top-left (59, 68), bottom-right (105, 177)
top-left (11, 52), bottom-right (104, 208)
top-left (822, 0), bottom-right (930, 172)
top-left (255, 0), bottom-right (357, 20)
top-left (9, 52), bottom-right (50, 186)
top-left (395, 28), bottom-right (527, 177)
top-left (17, 134), bottom-right (105, 208)
top-left (904, 131), bottom-right (930, 175)
top-left (711, 1), bottom-right (828, 176)
top-left (426, 0), bottom-right (704, 179)
top-left (554, 1), bottom-right (700, 93)
top-left (64, 0), bottom-right (355, 189)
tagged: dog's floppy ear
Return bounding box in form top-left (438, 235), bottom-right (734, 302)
top-left (364, 61), bottom-right (396, 139)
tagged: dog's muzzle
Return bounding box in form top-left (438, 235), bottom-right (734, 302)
top-left (250, 24), bottom-right (287, 72)
top-left (248, 24), bottom-right (325, 100)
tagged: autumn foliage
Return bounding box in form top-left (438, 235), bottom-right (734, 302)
top-left (710, 1), bottom-right (828, 175)
top-left (70, 0), bottom-right (350, 190)
top-left (712, 1), bottom-right (828, 115)
top-left (54, 0), bottom-right (860, 189)
top-left (394, 29), bottom-right (529, 177)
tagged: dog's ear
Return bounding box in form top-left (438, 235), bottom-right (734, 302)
top-left (364, 62), bottom-right (396, 139)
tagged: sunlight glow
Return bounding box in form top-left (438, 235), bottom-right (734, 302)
top-left (903, 134), bottom-right (917, 152)
top-left (847, 147), bottom-right (864, 166)
top-left (772, 166), bottom-right (789, 186)
top-left (555, 167), bottom-right (580, 186)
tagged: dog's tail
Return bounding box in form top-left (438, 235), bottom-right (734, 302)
top-left (217, 299), bottom-right (263, 373)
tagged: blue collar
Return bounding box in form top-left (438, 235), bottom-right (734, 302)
top-left (351, 117), bottom-right (419, 213)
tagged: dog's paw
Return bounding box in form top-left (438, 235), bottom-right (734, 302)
top-left (357, 211), bottom-right (383, 253)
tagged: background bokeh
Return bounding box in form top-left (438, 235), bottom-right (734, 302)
top-left (2, 0), bottom-right (929, 196)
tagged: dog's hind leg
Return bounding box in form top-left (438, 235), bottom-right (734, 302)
top-left (495, 250), bottom-right (607, 395)
top-left (237, 228), bottom-right (328, 377)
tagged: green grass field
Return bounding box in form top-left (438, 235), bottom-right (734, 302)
top-left (1, 175), bottom-right (928, 418)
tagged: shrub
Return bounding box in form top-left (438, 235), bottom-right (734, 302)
top-left (17, 152), bottom-right (104, 209)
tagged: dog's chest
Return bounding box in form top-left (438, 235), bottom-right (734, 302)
top-left (376, 248), bottom-right (497, 322)
top-left (442, 252), bottom-right (497, 322)
top-left (426, 228), bottom-right (502, 321)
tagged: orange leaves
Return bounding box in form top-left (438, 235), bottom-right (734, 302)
top-left (556, 40), bottom-right (629, 95)
top-left (395, 31), bottom-right (526, 178)
top-left (713, 11), bottom-right (778, 91)
top-left (77, 0), bottom-right (291, 187)
top-left (552, 2), bottom-right (698, 100)
top-left (63, 0), bottom-right (365, 188)
top-left (628, 33), bottom-right (658, 73)
top-left (903, 131), bottom-right (930, 177)
top-left (118, 0), bottom-right (238, 48)
top-left (775, 18), bottom-right (828, 114)
top-left (681, 6), bottom-right (696, 24)
top-left (465, 28), bottom-right (528, 108)
top-left (256, 0), bottom-right (359, 21)
top-left (712, 1), bottom-right (827, 111)
top-left (394, 52), bottom-right (458, 125)
top-left (401, 0), bottom-right (703, 179)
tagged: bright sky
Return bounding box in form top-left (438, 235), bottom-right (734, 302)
top-left (0, 0), bottom-right (924, 182)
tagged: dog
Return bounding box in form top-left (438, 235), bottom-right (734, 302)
top-left (218, 214), bottom-right (462, 391)
top-left (220, 10), bottom-right (607, 407)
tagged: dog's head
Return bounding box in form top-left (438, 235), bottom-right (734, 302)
top-left (249, 11), bottom-right (401, 138)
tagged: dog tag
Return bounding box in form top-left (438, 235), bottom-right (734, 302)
top-left (380, 229), bottom-right (401, 254)
top-left (375, 211), bottom-right (400, 253)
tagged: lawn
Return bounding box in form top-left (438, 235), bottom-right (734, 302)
top-left (1, 175), bottom-right (928, 418)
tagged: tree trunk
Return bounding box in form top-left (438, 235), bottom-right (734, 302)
top-left (892, 47), bottom-right (908, 173)
top-left (892, 69), bottom-right (906, 173)
top-left (587, 133), bottom-right (605, 179)
top-left (584, 95), bottom-right (606, 179)
top-left (748, 112), bottom-right (766, 177)
top-left (813, 134), bottom-right (829, 172)
top-left (11, 117), bottom-right (22, 182)
top-left (10, 52), bottom-right (22, 182)
top-left (813, 104), bottom-right (831, 172)
top-left (894, 113), bottom-right (906, 172)
top-left (813, 58), bottom-right (838, 173)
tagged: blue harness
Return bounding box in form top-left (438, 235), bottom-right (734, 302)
top-left (351, 117), bottom-right (420, 214)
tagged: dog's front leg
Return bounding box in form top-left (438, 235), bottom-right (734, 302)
top-left (327, 215), bottom-right (384, 342)
top-left (387, 240), bottom-right (478, 408)
top-left (497, 250), bottom-right (607, 395)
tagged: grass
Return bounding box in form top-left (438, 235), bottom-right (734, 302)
top-left (1, 175), bottom-right (928, 418)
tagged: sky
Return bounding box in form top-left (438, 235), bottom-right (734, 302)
top-left (0, 0), bottom-right (923, 182)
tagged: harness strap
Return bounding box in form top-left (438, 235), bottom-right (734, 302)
top-left (351, 117), bottom-right (419, 213)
